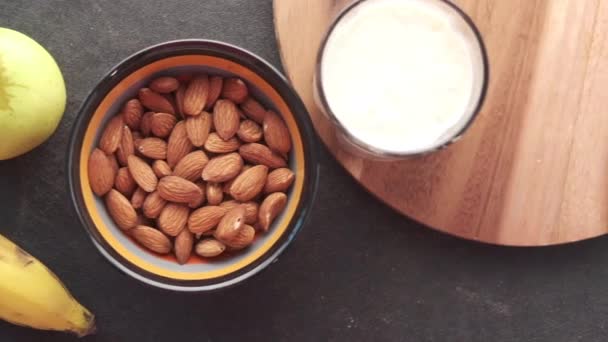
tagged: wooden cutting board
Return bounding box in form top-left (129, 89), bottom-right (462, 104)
top-left (273, 0), bottom-right (608, 246)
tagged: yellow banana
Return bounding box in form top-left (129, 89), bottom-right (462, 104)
top-left (0, 233), bottom-right (95, 336)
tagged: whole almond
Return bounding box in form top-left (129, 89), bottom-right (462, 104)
top-left (189, 181), bottom-right (206, 208)
top-left (214, 206), bottom-right (246, 243)
top-left (185, 112), bottom-right (212, 147)
top-left (264, 168), bottom-right (295, 193)
top-left (229, 165), bottom-right (268, 202)
top-left (224, 224), bottom-right (255, 250)
top-left (115, 167), bottom-right (137, 197)
top-left (150, 76), bottom-right (179, 93)
top-left (88, 148), bottom-right (116, 196)
top-left (158, 203), bottom-right (190, 236)
top-left (108, 153), bottom-right (119, 175)
top-left (116, 126), bottom-right (134, 166)
top-left (175, 83), bottom-right (186, 117)
top-left (213, 99), bottom-right (240, 140)
top-left (99, 116), bottom-right (124, 154)
top-left (142, 191), bottom-right (167, 219)
top-left (258, 192), bottom-right (287, 231)
top-left (221, 201), bottom-right (259, 224)
top-left (138, 88), bottom-right (175, 114)
top-left (136, 137), bottom-right (167, 160)
top-left (131, 187), bottom-right (146, 209)
top-left (157, 176), bottom-right (203, 205)
top-left (127, 155), bottom-right (158, 192)
top-left (132, 225), bottom-right (171, 254)
top-left (188, 206), bottom-right (227, 234)
top-left (122, 99), bottom-right (143, 130)
top-left (140, 112), bottom-right (154, 136)
top-left (205, 76), bottom-right (223, 110)
top-left (201, 152), bottom-right (243, 182)
top-left (106, 189), bottom-right (137, 230)
top-left (167, 121), bottom-right (193, 168)
top-left (221, 78), bottom-right (248, 104)
top-left (183, 75), bottom-right (209, 116)
top-left (263, 110), bottom-right (292, 154)
top-left (152, 160), bottom-right (172, 178)
top-left (204, 132), bottom-right (241, 153)
top-left (195, 239), bottom-right (225, 258)
top-left (237, 120), bottom-right (262, 143)
top-left (222, 165), bottom-right (252, 193)
top-left (206, 182), bottom-right (223, 205)
top-left (239, 143), bottom-right (287, 169)
top-left (175, 229), bottom-right (193, 264)
top-left (219, 200), bottom-right (241, 211)
top-left (150, 112), bottom-right (177, 138)
top-left (173, 150), bottom-right (209, 182)
top-left (240, 97), bottom-right (266, 124)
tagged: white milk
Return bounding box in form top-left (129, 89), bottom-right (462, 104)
top-left (320, 0), bottom-right (485, 154)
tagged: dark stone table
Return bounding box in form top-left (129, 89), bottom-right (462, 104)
top-left (1, 1), bottom-right (608, 341)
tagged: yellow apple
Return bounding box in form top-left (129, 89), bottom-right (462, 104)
top-left (0, 28), bottom-right (66, 160)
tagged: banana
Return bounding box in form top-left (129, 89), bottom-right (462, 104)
top-left (0, 233), bottom-right (95, 336)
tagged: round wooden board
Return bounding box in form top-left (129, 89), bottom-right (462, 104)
top-left (274, 0), bottom-right (608, 246)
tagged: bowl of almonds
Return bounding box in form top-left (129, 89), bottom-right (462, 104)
top-left (68, 40), bottom-right (318, 291)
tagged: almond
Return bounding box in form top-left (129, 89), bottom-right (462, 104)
top-left (115, 167), bottom-right (137, 197)
top-left (175, 229), bottom-right (193, 264)
top-left (229, 165), bottom-right (268, 202)
top-left (220, 201), bottom-right (259, 224)
top-left (99, 116), bottom-right (124, 154)
top-left (150, 76), bottom-right (179, 93)
top-left (189, 181), bottom-right (206, 208)
top-left (201, 152), bottom-right (243, 182)
top-left (173, 150), bottom-right (209, 182)
top-left (222, 165), bottom-right (252, 193)
top-left (106, 189), bottom-right (137, 230)
top-left (108, 153), bottom-right (119, 175)
top-left (150, 112), bottom-right (177, 138)
top-left (138, 88), bottom-right (175, 114)
top-left (157, 176), bottom-right (202, 205)
top-left (177, 74), bottom-right (193, 83)
top-left (237, 120), bottom-right (262, 143)
top-left (135, 137), bottom-right (167, 160)
top-left (213, 99), bottom-right (240, 140)
top-left (239, 143), bottom-right (287, 169)
top-left (205, 76), bottom-right (223, 110)
top-left (166, 121), bottom-right (193, 168)
top-left (152, 160), bottom-right (172, 178)
top-left (219, 200), bottom-right (241, 211)
top-left (204, 132), bottom-right (241, 153)
top-left (132, 225), bottom-right (171, 254)
top-left (175, 83), bottom-right (186, 117)
top-left (221, 78), bottom-right (248, 104)
top-left (158, 203), bottom-right (189, 236)
top-left (183, 75), bottom-right (209, 116)
top-left (140, 112), bottom-right (154, 136)
top-left (214, 206), bottom-right (246, 243)
top-left (122, 99), bottom-right (143, 130)
top-left (195, 239), bottom-right (225, 257)
top-left (116, 125), bottom-right (134, 166)
top-left (264, 168), bottom-right (295, 193)
top-left (188, 206), bottom-right (227, 234)
top-left (224, 224), bottom-right (255, 250)
top-left (263, 110), bottom-right (292, 154)
top-left (127, 155), bottom-right (158, 192)
top-left (88, 148), bottom-right (116, 196)
top-left (240, 97), bottom-right (266, 124)
top-left (258, 192), bottom-right (287, 231)
top-left (206, 182), bottom-right (223, 205)
top-left (185, 112), bottom-right (212, 147)
top-left (131, 187), bottom-right (146, 209)
top-left (142, 191), bottom-right (167, 219)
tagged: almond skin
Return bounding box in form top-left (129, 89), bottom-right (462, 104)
top-left (150, 76), bottom-right (179, 93)
top-left (204, 132), bottom-right (241, 153)
top-left (222, 165), bottom-right (252, 193)
top-left (132, 225), bottom-right (172, 254)
top-left (175, 229), bottom-right (194, 264)
top-left (116, 125), bottom-right (135, 166)
top-left (214, 206), bottom-right (246, 243)
top-left (263, 110), bottom-right (292, 154)
top-left (229, 165), bottom-right (268, 202)
top-left (240, 97), bottom-right (266, 124)
top-left (88, 148), bottom-right (116, 196)
top-left (140, 112), bottom-right (154, 136)
top-left (185, 111), bottom-right (212, 147)
top-left (173, 150), bottom-right (209, 182)
top-left (264, 168), bottom-right (295, 193)
top-left (131, 187), bottom-right (146, 209)
top-left (122, 99), bottom-right (143, 130)
top-left (150, 112), bottom-right (177, 138)
top-left (152, 160), bottom-right (172, 178)
top-left (138, 88), bottom-right (175, 114)
top-left (201, 152), bottom-right (243, 183)
top-left (258, 192), bottom-right (287, 231)
top-left (188, 206), bottom-right (227, 234)
top-left (239, 143), bottom-right (287, 169)
top-left (195, 239), bottom-right (226, 257)
top-left (206, 182), bottom-right (223, 205)
top-left (175, 83), bottom-right (186, 117)
top-left (189, 181), bottom-right (206, 209)
top-left (224, 224), bottom-right (255, 250)
top-left (142, 191), bottom-right (167, 219)
top-left (136, 137), bottom-right (167, 160)
top-left (205, 76), bottom-right (223, 110)
top-left (221, 78), bottom-right (248, 104)
top-left (167, 121), bottom-right (193, 168)
top-left (220, 201), bottom-right (259, 224)
top-left (106, 189), bottom-right (138, 230)
top-left (157, 176), bottom-right (203, 205)
top-left (237, 120), bottom-right (263, 143)
top-left (213, 99), bottom-right (240, 140)
top-left (115, 167), bottom-right (137, 197)
top-left (158, 203), bottom-right (190, 236)
top-left (108, 153), bottom-right (119, 175)
top-left (99, 116), bottom-right (124, 154)
top-left (183, 75), bottom-right (209, 116)
top-left (127, 155), bottom-right (158, 192)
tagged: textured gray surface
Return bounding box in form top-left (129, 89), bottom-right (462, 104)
top-left (1, 1), bottom-right (608, 341)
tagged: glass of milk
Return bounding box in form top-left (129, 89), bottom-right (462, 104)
top-left (315, 0), bottom-right (489, 159)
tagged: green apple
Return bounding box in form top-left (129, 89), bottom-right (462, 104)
top-left (0, 28), bottom-right (66, 160)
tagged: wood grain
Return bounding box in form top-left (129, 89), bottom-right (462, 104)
top-left (274, 0), bottom-right (608, 245)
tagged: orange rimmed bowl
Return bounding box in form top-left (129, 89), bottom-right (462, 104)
top-left (67, 40), bottom-right (319, 291)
